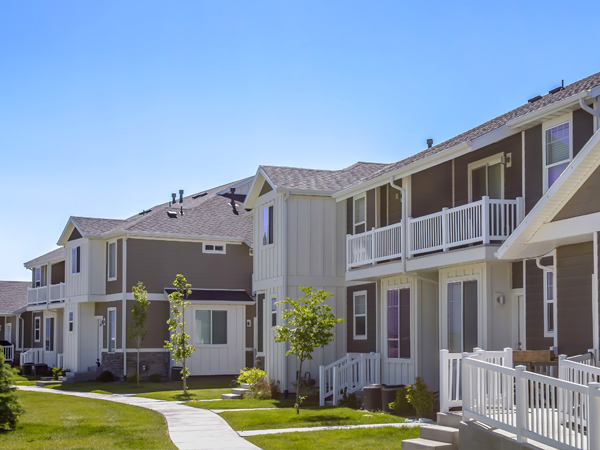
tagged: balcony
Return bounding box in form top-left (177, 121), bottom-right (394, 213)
top-left (346, 197), bottom-right (524, 271)
top-left (27, 283), bottom-right (65, 305)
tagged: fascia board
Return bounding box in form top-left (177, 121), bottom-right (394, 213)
top-left (216, 176), bottom-right (254, 195)
top-left (96, 230), bottom-right (248, 245)
top-left (468, 125), bottom-right (519, 151)
top-left (24, 253), bottom-right (66, 269)
top-left (243, 168), bottom-right (276, 210)
top-left (283, 188), bottom-right (336, 196)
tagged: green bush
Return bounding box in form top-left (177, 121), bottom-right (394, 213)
top-left (389, 386), bottom-right (414, 416)
top-left (0, 348), bottom-right (24, 429)
top-left (97, 370), bottom-right (115, 383)
top-left (405, 377), bottom-right (434, 417)
top-left (237, 367), bottom-right (266, 386)
top-left (337, 388), bottom-right (362, 409)
top-left (149, 373), bottom-right (162, 383)
top-left (244, 376), bottom-right (272, 400)
top-left (52, 367), bottom-right (70, 381)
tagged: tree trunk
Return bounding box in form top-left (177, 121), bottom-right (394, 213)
top-left (296, 358), bottom-right (303, 415)
top-left (137, 345), bottom-right (140, 389)
top-left (183, 353), bottom-right (187, 394)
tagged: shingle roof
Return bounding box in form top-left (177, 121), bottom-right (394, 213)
top-left (24, 247), bottom-right (66, 267)
top-left (355, 71), bottom-right (600, 187)
top-left (261, 161), bottom-right (388, 192)
top-left (69, 178), bottom-right (253, 244)
top-left (0, 281), bottom-right (29, 315)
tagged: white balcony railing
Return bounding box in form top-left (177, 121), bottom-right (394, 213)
top-left (346, 197), bottom-right (524, 270)
top-left (49, 283), bottom-right (65, 302)
top-left (27, 283), bottom-right (65, 305)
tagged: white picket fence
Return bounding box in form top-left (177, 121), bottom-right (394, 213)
top-left (463, 355), bottom-right (600, 450)
top-left (319, 353), bottom-right (381, 406)
top-left (1, 344), bottom-right (14, 362)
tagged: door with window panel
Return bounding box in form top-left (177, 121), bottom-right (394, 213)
top-left (447, 280), bottom-right (478, 353)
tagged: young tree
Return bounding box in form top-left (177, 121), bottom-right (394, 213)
top-left (164, 274), bottom-right (196, 395)
top-left (0, 347), bottom-right (24, 429)
top-left (274, 286), bottom-right (344, 414)
top-left (128, 281), bottom-right (150, 388)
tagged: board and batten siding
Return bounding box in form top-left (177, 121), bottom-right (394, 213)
top-left (254, 191), bottom-right (284, 283)
top-left (556, 241), bottom-right (594, 356)
top-left (65, 240), bottom-right (89, 298)
top-left (411, 161), bottom-right (453, 218)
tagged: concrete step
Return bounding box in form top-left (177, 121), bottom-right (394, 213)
top-left (231, 387), bottom-right (250, 396)
top-left (63, 371), bottom-right (98, 383)
top-left (436, 412), bottom-right (462, 429)
top-left (221, 393), bottom-right (242, 400)
top-left (401, 438), bottom-right (455, 450)
top-left (36, 379), bottom-right (63, 387)
top-left (240, 383), bottom-right (250, 389)
top-left (420, 425), bottom-right (459, 447)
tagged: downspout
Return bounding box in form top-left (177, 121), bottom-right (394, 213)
top-left (283, 191), bottom-right (289, 391)
top-left (535, 257), bottom-right (553, 273)
top-left (388, 178), bottom-right (438, 286)
top-left (579, 99), bottom-right (600, 120)
top-left (536, 256), bottom-right (557, 351)
top-left (122, 234), bottom-right (129, 378)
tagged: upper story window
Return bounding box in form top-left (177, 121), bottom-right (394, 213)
top-left (71, 246), bottom-right (81, 274)
top-left (107, 241), bottom-right (117, 281)
top-left (203, 243), bottom-right (226, 254)
top-left (544, 270), bottom-right (555, 337)
top-left (262, 205), bottom-right (274, 246)
top-left (353, 291), bottom-right (367, 340)
top-left (544, 120), bottom-right (571, 191)
top-left (354, 195), bottom-right (366, 234)
top-left (469, 154), bottom-right (503, 202)
top-left (35, 267), bottom-right (41, 287)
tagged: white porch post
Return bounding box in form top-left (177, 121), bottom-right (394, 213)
top-left (440, 349), bottom-right (449, 413)
top-left (515, 365), bottom-right (528, 444)
top-left (319, 365), bottom-right (325, 406)
top-left (332, 366), bottom-right (338, 406)
top-left (482, 196), bottom-right (490, 245)
top-left (588, 383), bottom-right (600, 450)
top-left (441, 207), bottom-right (449, 252)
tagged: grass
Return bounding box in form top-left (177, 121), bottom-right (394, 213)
top-left (1, 391), bottom-right (176, 449)
top-left (246, 426), bottom-right (420, 450)
top-left (219, 406), bottom-right (406, 431)
top-left (46, 376), bottom-right (233, 401)
top-left (185, 396), bottom-right (320, 410)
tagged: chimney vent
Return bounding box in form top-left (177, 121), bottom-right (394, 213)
top-left (179, 190), bottom-right (184, 203)
top-left (427, 138), bottom-right (433, 148)
top-left (171, 193), bottom-right (176, 205)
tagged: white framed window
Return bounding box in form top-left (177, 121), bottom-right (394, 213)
top-left (195, 310), bottom-right (227, 345)
top-left (543, 116), bottom-right (572, 191)
top-left (107, 307), bottom-right (117, 353)
top-left (71, 246), bottom-right (81, 274)
top-left (262, 205), bottom-right (274, 246)
top-left (107, 241), bottom-right (117, 281)
top-left (34, 317), bottom-right (41, 342)
top-left (544, 270), bottom-right (555, 337)
top-left (35, 267), bottom-right (41, 287)
top-left (468, 153), bottom-right (504, 202)
top-left (5, 322), bottom-right (12, 342)
top-left (68, 311), bottom-right (74, 333)
top-left (203, 243), bottom-right (226, 254)
top-left (353, 291), bottom-right (367, 340)
top-left (271, 298), bottom-right (277, 327)
top-left (353, 194), bottom-right (366, 234)
top-left (44, 318), bottom-right (54, 351)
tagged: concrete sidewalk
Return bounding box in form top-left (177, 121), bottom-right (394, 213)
top-left (17, 386), bottom-right (259, 450)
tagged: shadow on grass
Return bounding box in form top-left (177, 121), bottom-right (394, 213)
top-left (299, 414), bottom-right (353, 425)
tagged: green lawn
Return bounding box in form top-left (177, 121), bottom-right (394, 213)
top-left (1, 391), bottom-right (176, 449)
top-left (219, 406), bottom-right (406, 431)
top-left (246, 426), bottom-right (420, 449)
top-left (185, 396), bottom-right (320, 410)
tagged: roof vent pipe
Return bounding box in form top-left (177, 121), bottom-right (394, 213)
top-left (171, 193), bottom-right (176, 205)
top-left (179, 190), bottom-right (184, 203)
top-left (427, 139), bottom-right (433, 148)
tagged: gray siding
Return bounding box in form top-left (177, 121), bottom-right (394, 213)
top-left (557, 242), bottom-right (594, 356)
top-left (524, 124), bottom-right (543, 214)
top-left (553, 164), bottom-right (600, 221)
top-left (106, 239), bottom-right (123, 295)
top-left (411, 161), bottom-right (453, 218)
top-left (525, 258), bottom-right (554, 350)
top-left (346, 283), bottom-right (377, 353)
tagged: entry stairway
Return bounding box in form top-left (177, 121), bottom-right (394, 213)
top-left (402, 412), bottom-right (461, 450)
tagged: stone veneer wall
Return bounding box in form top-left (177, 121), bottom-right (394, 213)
top-left (101, 351), bottom-right (170, 380)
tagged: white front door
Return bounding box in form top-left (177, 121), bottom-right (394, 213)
top-left (44, 313), bottom-right (57, 367)
top-left (5, 323), bottom-right (11, 342)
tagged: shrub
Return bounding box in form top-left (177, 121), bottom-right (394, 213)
top-left (97, 370), bottom-right (115, 383)
top-left (269, 379), bottom-right (281, 400)
top-left (149, 373), bottom-right (162, 383)
top-left (244, 376), bottom-right (272, 400)
top-left (405, 377), bottom-right (434, 417)
top-left (128, 372), bottom-right (139, 383)
top-left (237, 367), bottom-right (266, 386)
top-left (0, 348), bottom-right (24, 429)
top-left (52, 367), bottom-right (70, 381)
top-left (337, 388), bottom-right (362, 409)
top-left (389, 386), bottom-right (414, 416)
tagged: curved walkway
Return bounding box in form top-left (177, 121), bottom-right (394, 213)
top-left (17, 386), bottom-right (259, 450)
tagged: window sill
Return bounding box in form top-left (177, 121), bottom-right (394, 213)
top-left (107, 277), bottom-right (117, 282)
top-left (353, 335), bottom-right (367, 340)
top-left (261, 244), bottom-right (275, 250)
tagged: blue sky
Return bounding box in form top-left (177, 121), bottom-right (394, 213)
top-left (1, 1), bottom-right (598, 280)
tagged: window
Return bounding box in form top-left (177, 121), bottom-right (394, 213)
top-left (44, 317), bottom-right (54, 351)
top-left (354, 195), bottom-right (366, 234)
top-left (34, 317), bottom-right (41, 342)
top-left (203, 243), bottom-right (226, 254)
top-left (271, 299), bottom-right (277, 327)
top-left (387, 288), bottom-right (411, 358)
top-left (353, 291), bottom-right (367, 339)
top-left (68, 312), bottom-right (74, 332)
top-left (107, 308), bottom-right (117, 353)
top-left (107, 241), bottom-right (117, 280)
top-left (262, 205), bottom-right (274, 246)
top-left (447, 280), bottom-right (478, 353)
top-left (544, 270), bottom-right (555, 337)
top-left (195, 310), bottom-right (227, 344)
top-left (71, 246), bottom-right (81, 274)
top-left (469, 154), bottom-right (503, 202)
top-left (35, 267), bottom-right (41, 287)
top-left (544, 121), bottom-right (571, 190)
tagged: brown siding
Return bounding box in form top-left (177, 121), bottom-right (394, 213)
top-left (512, 261), bottom-right (523, 289)
top-left (388, 179), bottom-right (402, 225)
top-left (454, 133), bottom-right (522, 206)
top-left (126, 239), bottom-right (253, 294)
top-left (41, 266), bottom-right (47, 286)
top-left (51, 261), bottom-right (65, 285)
top-left (557, 242), bottom-right (594, 356)
top-left (346, 198), bottom-right (353, 235)
top-left (68, 228), bottom-right (82, 241)
top-left (525, 125), bottom-right (543, 213)
top-left (553, 164), bottom-right (600, 221)
top-left (411, 161), bottom-right (452, 218)
top-left (259, 181), bottom-right (273, 197)
top-left (346, 283), bottom-right (377, 353)
top-left (366, 189), bottom-right (376, 230)
top-left (379, 185), bottom-right (388, 227)
top-left (126, 300), bottom-right (170, 349)
top-left (22, 311), bottom-right (33, 348)
top-left (525, 258), bottom-right (554, 350)
top-left (573, 107), bottom-right (594, 157)
top-left (106, 239), bottom-right (123, 295)
top-left (32, 312), bottom-right (44, 348)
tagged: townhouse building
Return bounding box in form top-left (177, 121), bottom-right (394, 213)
top-left (0, 280), bottom-right (29, 364)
